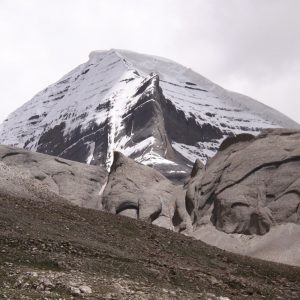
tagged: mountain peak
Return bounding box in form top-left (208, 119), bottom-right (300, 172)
top-left (0, 49), bottom-right (298, 182)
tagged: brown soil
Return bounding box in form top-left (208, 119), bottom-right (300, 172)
top-left (0, 193), bottom-right (299, 299)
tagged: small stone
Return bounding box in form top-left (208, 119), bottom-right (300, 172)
top-left (210, 276), bottom-right (219, 285)
top-left (105, 293), bottom-right (118, 299)
top-left (28, 271), bottom-right (38, 277)
top-left (79, 285), bottom-right (92, 294)
top-left (70, 286), bottom-right (81, 296)
top-left (41, 278), bottom-right (53, 287)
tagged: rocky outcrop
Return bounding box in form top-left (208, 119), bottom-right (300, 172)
top-left (187, 129), bottom-right (300, 235)
top-left (0, 145), bottom-right (107, 209)
top-left (102, 151), bottom-right (191, 231)
top-left (184, 159), bottom-right (205, 221)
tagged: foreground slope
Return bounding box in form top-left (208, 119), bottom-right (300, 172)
top-left (1, 192), bottom-right (300, 299)
top-left (1, 49), bottom-right (298, 181)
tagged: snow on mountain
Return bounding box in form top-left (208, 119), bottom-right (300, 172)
top-left (0, 49), bottom-right (298, 181)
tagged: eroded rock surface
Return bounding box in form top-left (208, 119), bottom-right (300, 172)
top-left (102, 152), bottom-right (191, 231)
top-left (187, 129), bottom-right (300, 235)
top-left (0, 145), bottom-right (107, 209)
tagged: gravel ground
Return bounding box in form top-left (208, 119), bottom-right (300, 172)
top-left (0, 192), bottom-right (299, 299)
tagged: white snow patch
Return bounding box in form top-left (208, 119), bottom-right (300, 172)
top-left (86, 142), bottom-right (95, 164)
top-left (172, 138), bottom-right (226, 165)
top-left (136, 150), bottom-right (177, 166)
top-left (167, 170), bottom-right (187, 174)
top-left (116, 136), bottom-right (155, 157)
top-left (98, 181), bottom-right (107, 196)
top-left (172, 142), bottom-right (206, 164)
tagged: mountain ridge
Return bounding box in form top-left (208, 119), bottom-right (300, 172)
top-left (105, 49), bottom-right (299, 129)
top-left (0, 49), bottom-right (298, 182)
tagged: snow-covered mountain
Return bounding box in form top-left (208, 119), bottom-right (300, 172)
top-left (0, 49), bottom-right (298, 181)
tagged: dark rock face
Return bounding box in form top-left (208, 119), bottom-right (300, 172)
top-left (0, 145), bottom-right (107, 209)
top-left (160, 98), bottom-right (223, 145)
top-left (187, 129), bottom-right (300, 235)
top-left (102, 152), bottom-right (191, 231)
top-left (120, 75), bottom-right (177, 162)
top-left (37, 121), bottom-right (109, 167)
top-left (119, 75), bottom-right (193, 182)
top-left (37, 122), bottom-right (67, 155)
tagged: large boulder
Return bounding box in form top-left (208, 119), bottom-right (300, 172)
top-left (102, 152), bottom-right (191, 231)
top-left (184, 158), bottom-right (205, 222)
top-left (0, 145), bottom-right (107, 209)
top-left (187, 129), bottom-right (300, 235)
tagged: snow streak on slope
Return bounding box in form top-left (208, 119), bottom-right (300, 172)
top-left (0, 49), bottom-right (298, 177)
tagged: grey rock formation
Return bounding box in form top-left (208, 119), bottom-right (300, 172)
top-left (0, 145), bottom-right (107, 209)
top-left (184, 159), bottom-right (205, 221)
top-left (187, 129), bottom-right (300, 235)
top-left (102, 151), bottom-right (191, 231)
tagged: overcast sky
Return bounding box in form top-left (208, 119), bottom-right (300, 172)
top-left (1, 0), bottom-right (299, 124)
